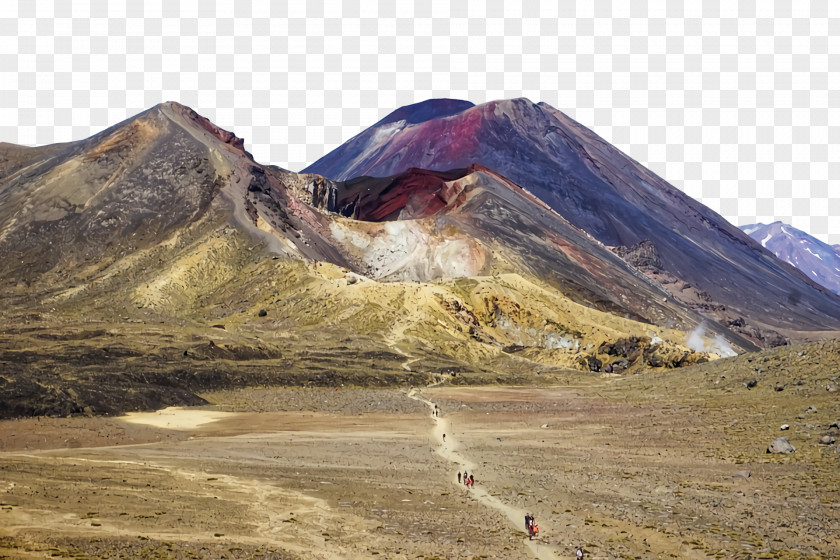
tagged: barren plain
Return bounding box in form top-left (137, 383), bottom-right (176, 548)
top-left (1, 341), bottom-right (839, 559)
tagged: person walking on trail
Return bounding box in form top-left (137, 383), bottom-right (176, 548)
top-left (468, 474), bottom-right (474, 487)
top-left (525, 513), bottom-right (538, 539)
top-left (442, 433), bottom-right (446, 442)
top-left (457, 471), bottom-right (461, 484)
top-left (576, 546), bottom-right (584, 559)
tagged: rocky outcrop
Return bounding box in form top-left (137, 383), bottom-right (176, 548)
top-left (612, 240), bottom-right (662, 270)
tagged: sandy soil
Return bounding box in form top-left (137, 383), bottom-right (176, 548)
top-left (121, 408), bottom-right (236, 430)
top-left (1, 384), bottom-right (838, 559)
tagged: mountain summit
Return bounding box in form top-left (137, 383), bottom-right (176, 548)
top-left (305, 98), bottom-right (840, 344)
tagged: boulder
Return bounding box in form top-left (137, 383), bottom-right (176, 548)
top-left (767, 437), bottom-right (795, 454)
top-left (819, 435), bottom-right (836, 445)
top-left (780, 424), bottom-right (790, 431)
top-left (733, 470), bottom-right (751, 479)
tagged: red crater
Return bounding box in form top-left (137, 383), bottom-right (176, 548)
top-left (339, 168), bottom-right (471, 222)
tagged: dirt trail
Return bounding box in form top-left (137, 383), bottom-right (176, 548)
top-left (406, 387), bottom-right (559, 560)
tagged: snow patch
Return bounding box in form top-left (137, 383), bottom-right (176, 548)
top-left (804, 247), bottom-right (824, 261)
top-left (760, 233), bottom-right (772, 247)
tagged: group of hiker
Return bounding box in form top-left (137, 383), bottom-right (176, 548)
top-left (431, 399), bottom-right (587, 558)
top-left (456, 470), bottom-right (475, 487)
top-left (432, 402), bottom-right (588, 558)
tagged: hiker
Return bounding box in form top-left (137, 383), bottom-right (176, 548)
top-left (468, 474), bottom-right (474, 487)
top-left (530, 515), bottom-right (539, 539)
top-left (457, 471), bottom-right (461, 484)
top-left (442, 433), bottom-right (446, 442)
top-left (463, 472), bottom-right (469, 485)
top-left (576, 546), bottom-right (584, 559)
top-left (524, 513), bottom-right (531, 532)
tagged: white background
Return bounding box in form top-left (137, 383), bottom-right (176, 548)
top-left (2, 0), bottom-right (838, 243)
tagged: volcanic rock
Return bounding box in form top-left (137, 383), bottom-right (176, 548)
top-left (767, 437), bottom-right (795, 454)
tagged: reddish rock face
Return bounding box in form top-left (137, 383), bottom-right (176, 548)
top-left (305, 98), bottom-right (840, 339)
top-left (338, 168), bottom-right (470, 221)
top-left (168, 102), bottom-right (250, 156)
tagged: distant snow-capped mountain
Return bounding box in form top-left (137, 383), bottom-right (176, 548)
top-left (740, 222), bottom-right (840, 295)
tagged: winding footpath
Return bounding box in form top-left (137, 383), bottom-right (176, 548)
top-left (406, 387), bottom-right (560, 560)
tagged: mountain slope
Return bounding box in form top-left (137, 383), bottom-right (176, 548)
top-left (741, 222), bottom-right (840, 295)
top-left (304, 98), bottom-right (840, 343)
top-left (0, 103), bottom-right (734, 417)
top-left (290, 164), bottom-right (754, 350)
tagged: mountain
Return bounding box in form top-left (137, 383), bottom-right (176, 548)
top-left (0, 102), bottom-right (733, 418)
top-left (740, 222), bottom-right (840, 295)
top-left (305, 98), bottom-right (840, 344)
top-left (0, 102), bottom-right (351, 279)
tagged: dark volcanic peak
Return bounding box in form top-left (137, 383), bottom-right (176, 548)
top-left (306, 97), bottom-right (840, 340)
top-left (375, 98), bottom-right (475, 127)
top-left (741, 221), bottom-right (840, 295)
